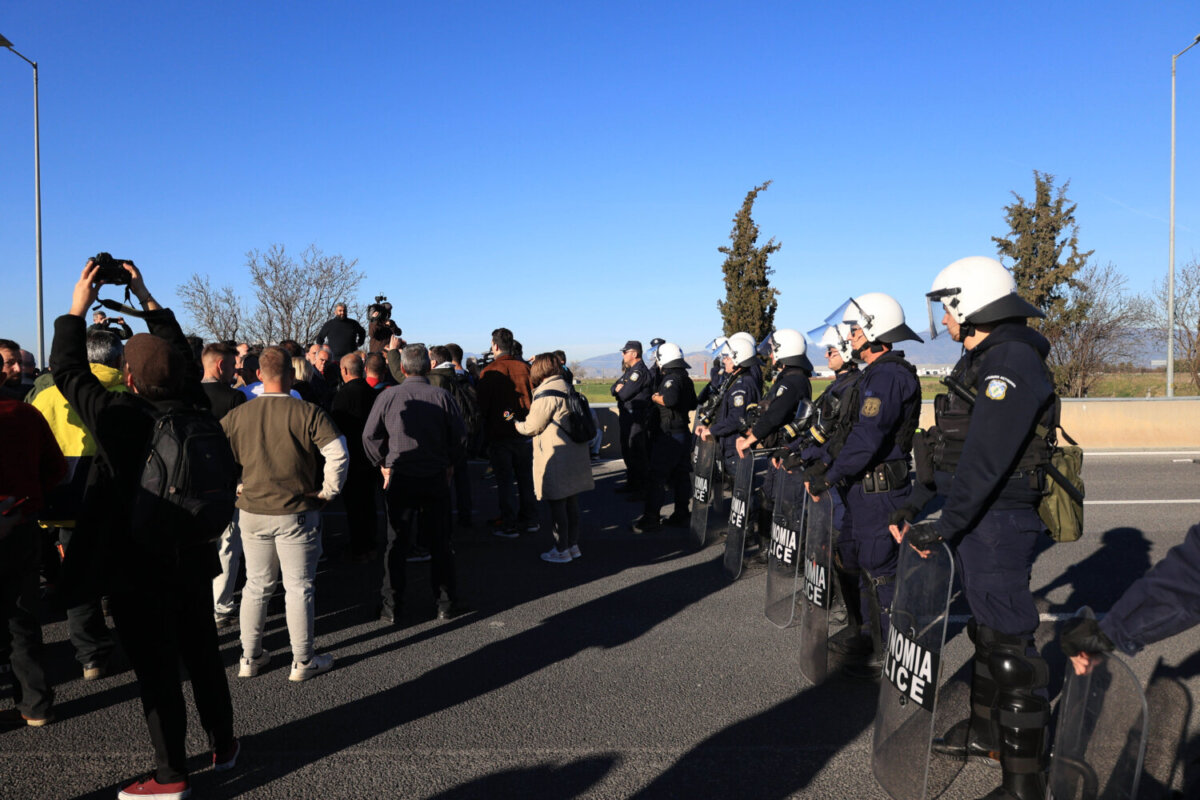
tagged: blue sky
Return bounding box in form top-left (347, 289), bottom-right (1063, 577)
top-left (1, 2), bottom-right (1197, 364)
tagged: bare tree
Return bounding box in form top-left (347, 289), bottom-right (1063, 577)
top-left (176, 274), bottom-right (244, 343)
top-left (569, 360), bottom-right (587, 380)
top-left (1145, 257), bottom-right (1200, 391)
top-left (1048, 262), bottom-right (1141, 397)
top-left (243, 244), bottom-right (364, 344)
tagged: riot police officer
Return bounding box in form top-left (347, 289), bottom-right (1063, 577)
top-left (805, 293), bottom-right (922, 675)
top-left (735, 329), bottom-right (812, 556)
top-left (894, 257), bottom-right (1055, 800)
top-left (632, 343), bottom-right (697, 533)
top-left (694, 334), bottom-right (761, 484)
top-left (610, 340), bottom-right (653, 495)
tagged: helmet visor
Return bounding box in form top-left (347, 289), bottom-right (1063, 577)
top-left (825, 297), bottom-right (873, 338)
top-left (924, 286), bottom-right (959, 341)
top-left (706, 336), bottom-right (734, 358)
top-left (756, 332), bottom-right (777, 359)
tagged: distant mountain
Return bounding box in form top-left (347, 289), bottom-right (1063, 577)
top-left (576, 351), bottom-right (715, 379)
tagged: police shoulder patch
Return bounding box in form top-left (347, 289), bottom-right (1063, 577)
top-left (664, 380), bottom-right (674, 388)
top-left (630, 372), bottom-right (639, 381)
top-left (733, 394), bottom-right (745, 407)
top-left (985, 379), bottom-right (1008, 400)
top-left (862, 397), bottom-right (882, 417)
top-left (776, 385), bottom-right (787, 395)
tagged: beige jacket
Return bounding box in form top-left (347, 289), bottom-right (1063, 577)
top-left (514, 375), bottom-right (595, 501)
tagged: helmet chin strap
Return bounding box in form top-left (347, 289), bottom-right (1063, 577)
top-left (852, 341), bottom-right (888, 359)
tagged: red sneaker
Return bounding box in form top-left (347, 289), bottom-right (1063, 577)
top-left (213, 738), bottom-right (240, 772)
top-left (117, 774), bottom-right (191, 799)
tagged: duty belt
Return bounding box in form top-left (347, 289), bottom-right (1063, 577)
top-left (858, 460), bottom-right (910, 495)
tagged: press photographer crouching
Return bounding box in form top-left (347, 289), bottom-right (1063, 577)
top-left (51, 258), bottom-right (237, 800)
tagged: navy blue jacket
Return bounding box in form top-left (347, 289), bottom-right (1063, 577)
top-left (1102, 522), bottom-right (1200, 656)
top-left (797, 367), bottom-right (861, 465)
top-left (825, 352), bottom-right (920, 486)
top-left (750, 365), bottom-right (812, 443)
top-left (931, 323), bottom-right (1053, 540)
top-left (610, 359), bottom-right (652, 417)
top-left (709, 368), bottom-right (761, 462)
top-left (653, 365), bottom-right (697, 435)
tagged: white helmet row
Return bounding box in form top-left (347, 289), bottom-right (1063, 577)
top-left (926, 256), bottom-right (1043, 338)
top-left (756, 328), bottom-right (812, 370)
top-left (707, 332), bottom-right (757, 366)
top-left (806, 323), bottom-right (856, 363)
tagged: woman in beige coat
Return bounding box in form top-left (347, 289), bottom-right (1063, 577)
top-left (513, 353), bottom-right (595, 563)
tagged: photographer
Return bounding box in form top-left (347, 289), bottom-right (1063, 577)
top-left (88, 309), bottom-right (133, 341)
top-left (367, 296), bottom-right (401, 353)
top-left (51, 259), bottom-right (236, 799)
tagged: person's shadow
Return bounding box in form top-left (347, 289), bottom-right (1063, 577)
top-left (1035, 527), bottom-right (1152, 613)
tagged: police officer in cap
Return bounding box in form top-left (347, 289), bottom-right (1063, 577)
top-left (632, 343), bottom-right (697, 533)
top-left (611, 340), bottom-right (653, 495)
top-left (735, 329), bottom-right (812, 558)
top-left (893, 256), bottom-right (1054, 800)
top-left (805, 293), bottom-right (922, 675)
top-left (695, 333), bottom-right (761, 486)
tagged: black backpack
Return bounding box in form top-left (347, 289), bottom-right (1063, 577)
top-left (448, 375), bottom-right (482, 439)
top-left (539, 388), bottom-right (598, 444)
top-left (131, 408), bottom-right (238, 548)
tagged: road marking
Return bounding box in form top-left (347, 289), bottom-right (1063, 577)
top-left (947, 613), bottom-right (1102, 624)
top-left (1088, 450), bottom-right (1200, 457)
top-left (1085, 499), bottom-right (1200, 505)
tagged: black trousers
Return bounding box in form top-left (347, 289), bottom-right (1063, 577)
top-left (619, 411), bottom-right (649, 490)
top-left (383, 472), bottom-right (457, 612)
top-left (0, 523), bottom-right (53, 719)
top-left (58, 526), bottom-right (114, 667)
top-left (109, 574), bottom-right (235, 784)
top-left (642, 432), bottom-right (691, 519)
top-left (343, 462), bottom-right (379, 556)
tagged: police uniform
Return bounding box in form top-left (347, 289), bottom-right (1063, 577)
top-left (611, 344), bottom-right (653, 492)
top-left (640, 361), bottom-right (698, 527)
top-left (915, 322), bottom-right (1055, 799)
top-left (707, 366), bottom-right (761, 480)
top-left (820, 350), bottom-right (921, 653)
top-left (750, 364), bottom-right (812, 543)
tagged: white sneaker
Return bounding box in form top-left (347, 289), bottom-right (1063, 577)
top-left (289, 653), bottom-right (334, 682)
top-left (540, 548), bottom-right (572, 563)
top-left (569, 545), bottom-right (582, 559)
top-left (237, 651), bottom-right (269, 678)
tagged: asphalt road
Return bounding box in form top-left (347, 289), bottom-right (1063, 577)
top-left (3, 450), bottom-right (1198, 799)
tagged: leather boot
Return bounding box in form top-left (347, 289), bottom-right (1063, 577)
top-left (978, 640), bottom-right (1049, 800)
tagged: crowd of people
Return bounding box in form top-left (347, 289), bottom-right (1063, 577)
top-left (1, 256), bottom-right (1198, 800)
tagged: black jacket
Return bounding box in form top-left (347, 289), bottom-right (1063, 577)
top-left (50, 311), bottom-right (219, 602)
top-left (330, 377), bottom-right (378, 468)
top-left (201, 380), bottom-right (247, 421)
top-left (316, 316), bottom-right (366, 358)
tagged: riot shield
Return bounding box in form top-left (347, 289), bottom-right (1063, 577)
top-left (797, 490), bottom-right (835, 682)
top-left (722, 450), bottom-right (756, 580)
top-left (764, 468), bottom-right (805, 628)
top-left (1047, 607), bottom-right (1148, 800)
top-left (689, 436), bottom-right (718, 549)
top-left (871, 541), bottom-right (955, 800)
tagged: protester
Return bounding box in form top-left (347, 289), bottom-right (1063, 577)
top-left (363, 343), bottom-right (468, 623)
top-left (330, 353), bottom-right (380, 561)
top-left (0, 339), bottom-right (23, 400)
top-left (477, 327), bottom-right (538, 537)
top-left (515, 353), bottom-right (594, 563)
top-left (88, 310), bottom-right (134, 340)
top-left (315, 303), bottom-right (366, 361)
top-left (51, 259), bottom-right (237, 799)
top-left (221, 346), bottom-right (348, 683)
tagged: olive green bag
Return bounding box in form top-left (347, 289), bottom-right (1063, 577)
top-left (1037, 423), bottom-right (1085, 543)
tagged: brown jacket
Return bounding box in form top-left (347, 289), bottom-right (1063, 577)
top-left (477, 354), bottom-right (532, 441)
top-left (515, 375), bottom-right (595, 501)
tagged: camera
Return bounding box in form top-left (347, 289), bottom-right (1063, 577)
top-left (367, 295), bottom-right (401, 341)
top-left (92, 252), bottom-right (134, 285)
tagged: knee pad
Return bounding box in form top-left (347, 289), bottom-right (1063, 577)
top-left (989, 643), bottom-right (1049, 695)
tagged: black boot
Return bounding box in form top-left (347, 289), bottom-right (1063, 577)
top-left (933, 621), bottom-right (1000, 765)
top-left (979, 640), bottom-right (1049, 800)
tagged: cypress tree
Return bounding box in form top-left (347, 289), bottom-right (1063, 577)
top-left (717, 181), bottom-right (781, 339)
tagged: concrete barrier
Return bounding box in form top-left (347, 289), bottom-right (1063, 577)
top-left (593, 398), bottom-right (1200, 455)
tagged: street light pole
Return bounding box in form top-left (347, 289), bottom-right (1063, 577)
top-left (0, 34), bottom-right (44, 368)
top-left (1169, 34), bottom-right (1200, 398)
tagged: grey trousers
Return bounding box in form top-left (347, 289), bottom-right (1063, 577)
top-left (238, 509), bottom-right (323, 664)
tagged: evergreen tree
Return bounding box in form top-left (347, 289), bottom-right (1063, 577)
top-left (992, 171), bottom-right (1093, 364)
top-left (717, 181), bottom-right (781, 339)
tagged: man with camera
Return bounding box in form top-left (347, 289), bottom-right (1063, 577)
top-left (89, 309), bottom-right (134, 341)
top-left (51, 258), bottom-right (237, 799)
top-left (367, 296), bottom-right (401, 354)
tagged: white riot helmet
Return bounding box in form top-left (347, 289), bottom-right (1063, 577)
top-left (835, 293), bottom-right (923, 346)
top-left (806, 323), bottom-right (856, 363)
top-left (655, 342), bottom-right (689, 369)
top-left (710, 331), bottom-right (757, 366)
top-left (758, 328), bottom-right (812, 370)
top-left (926, 256), bottom-right (1044, 339)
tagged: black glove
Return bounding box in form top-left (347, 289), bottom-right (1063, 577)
top-left (1060, 617), bottom-right (1115, 657)
top-left (888, 506), bottom-right (918, 529)
top-left (906, 521), bottom-right (944, 550)
top-left (781, 450), bottom-right (805, 472)
top-left (801, 461), bottom-right (827, 485)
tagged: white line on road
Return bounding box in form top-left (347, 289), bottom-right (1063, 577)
top-left (1087, 451), bottom-right (1200, 457)
top-left (1085, 499), bottom-right (1200, 505)
top-left (947, 613), bottom-right (1103, 624)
